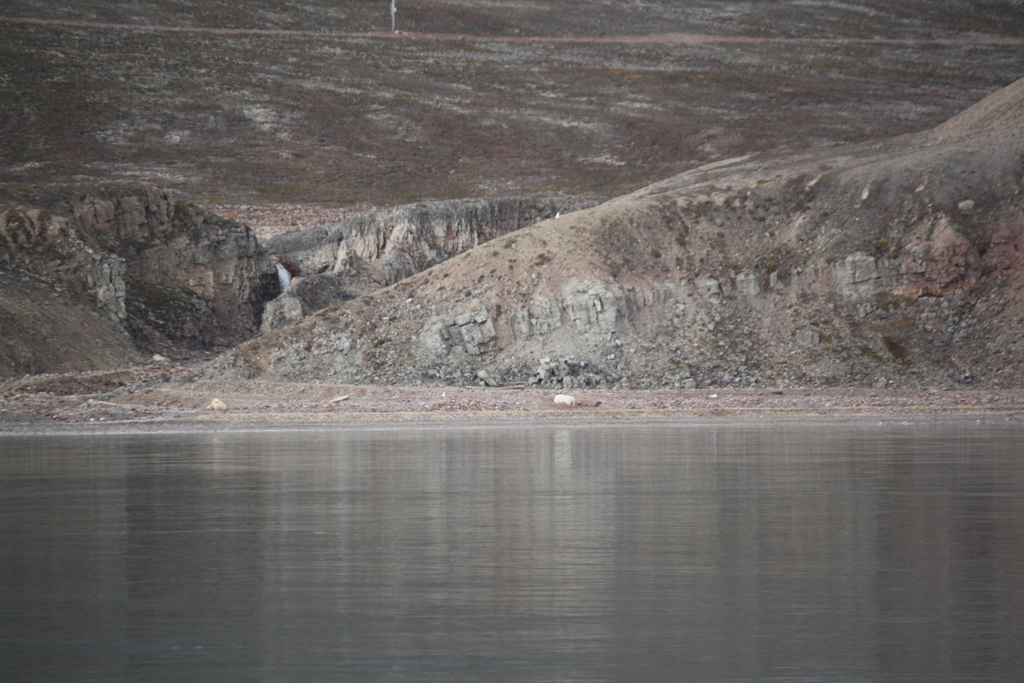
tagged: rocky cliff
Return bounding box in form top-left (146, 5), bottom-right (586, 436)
top-left (260, 196), bottom-right (598, 330)
top-left (0, 182), bottom-right (279, 377)
top-left (0, 267), bottom-right (143, 379)
top-left (215, 77), bottom-right (1024, 390)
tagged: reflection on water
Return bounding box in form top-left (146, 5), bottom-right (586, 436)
top-left (1, 425), bottom-right (1022, 682)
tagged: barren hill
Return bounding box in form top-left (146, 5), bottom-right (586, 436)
top-left (214, 76), bottom-right (1024, 390)
top-left (3, 1), bottom-right (1023, 206)
top-left (3, 2), bottom-right (1024, 392)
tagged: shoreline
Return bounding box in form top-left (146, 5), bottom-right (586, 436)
top-left (3, 380), bottom-right (1024, 435)
top-left (5, 410), bottom-right (1023, 437)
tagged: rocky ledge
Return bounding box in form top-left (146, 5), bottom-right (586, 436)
top-left (260, 196), bottom-right (600, 331)
top-left (0, 182), bottom-right (279, 377)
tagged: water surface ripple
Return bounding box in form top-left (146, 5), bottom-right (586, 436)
top-left (1, 424), bottom-right (1022, 682)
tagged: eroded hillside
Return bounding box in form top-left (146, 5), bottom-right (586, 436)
top-left (214, 77), bottom-right (1024, 390)
top-left (0, 183), bottom-right (279, 378)
top-left (261, 196), bottom-right (599, 330)
top-left (3, 2), bottom-right (1024, 389)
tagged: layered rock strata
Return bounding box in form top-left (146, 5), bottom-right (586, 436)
top-left (0, 183), bottom-right (279, 376)
top-left (260, 197), bottom-right (599, 331)
top-left (216, 77), bottom-right (1024, 390)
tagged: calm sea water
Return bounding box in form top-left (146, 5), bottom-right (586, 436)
top-left (1, 424), bottom-right (1022, 682)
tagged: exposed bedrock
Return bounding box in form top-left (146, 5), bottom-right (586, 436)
top-left (0, 182), bottom-right (279, 375)
top-left (217, 77), bottom-right (1024, 389)
top-left (259, 196), bottom-right (599, 330)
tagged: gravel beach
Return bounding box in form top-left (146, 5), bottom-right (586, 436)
top-left (3, 363), bottom-right (1023, 434)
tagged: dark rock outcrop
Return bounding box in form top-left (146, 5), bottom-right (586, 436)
top-left (0, 182), bottom-right (279, 376)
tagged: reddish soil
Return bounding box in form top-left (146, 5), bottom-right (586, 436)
top-left (4, 16), bottom-right (1023, 47)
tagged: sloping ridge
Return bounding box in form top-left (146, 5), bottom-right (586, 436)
top-left (926, 75), bottom-right (1024, 148)
top-left (220, 76), bottom-right (1024, 390)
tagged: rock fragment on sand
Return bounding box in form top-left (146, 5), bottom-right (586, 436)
top-left (796, 329), bottom-right (821, 346)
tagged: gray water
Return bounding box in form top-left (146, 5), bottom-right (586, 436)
top-left (1, 424), bottom-right (1022, 682)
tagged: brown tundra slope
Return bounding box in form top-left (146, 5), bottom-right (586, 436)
top-left (2, 2), bottom-right (1023, 206)
top-left (214, 76), bottom-right (1024, 390)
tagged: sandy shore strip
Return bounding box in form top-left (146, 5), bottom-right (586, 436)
top-left (3, 372), bottom-right (1024, 434)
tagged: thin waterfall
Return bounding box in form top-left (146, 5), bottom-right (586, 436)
top-left (275, 262), bottom-right (292, 292)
